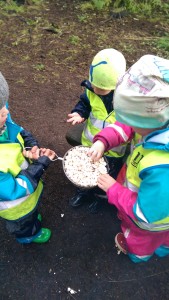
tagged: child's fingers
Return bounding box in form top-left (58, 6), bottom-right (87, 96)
top-left (29, 152), bottom-right (33, 159)
top-left (39, 148), bottom-right (46, 156)
top-left (67, 116), bottom-right (77, 123)
top-left (67, 118), bottom-right (74, 123)
top-left (91, 152), bottom-right (100, 162)
top-left (67, 113), bottom-right (78, 121)
top-left (23, 149), bottom-right (27, 156)
top-left (67, 113), bottom-right (75, 117)
top-left (98, 174), bottom-right (116, 191)
top-left (88, 149), bottom-right (101, 162)
top-left (43, 149), bottom-right (57, 160)
top-left (31, 145), bottom-right (38, 153)
top-left (23, 150), bottom-right (33, 159)
top-left (42, 148), bottom-right (51, 156)
top-left (97, 180), bottom-right (107, 191)
top-left (72, 119), bottom-right (79, 125)
top-left (49, 150), bottom-right (57, 160)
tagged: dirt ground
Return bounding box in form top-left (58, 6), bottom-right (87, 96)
top-left (0, 1), bottom-right (169, 299)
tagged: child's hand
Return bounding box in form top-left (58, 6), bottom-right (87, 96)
top-left (23, 146), bottom-right (40, 160)
top-left (39, 148), bottom-right (56, 160)
top-left (67, 112), bottom-right (85, 125)
top-left (23, 146), bottom-right (56, 161)
top-left (88, 141), bottom-right (105, 162)
top-left (97, 174), bottom-right (116, 192)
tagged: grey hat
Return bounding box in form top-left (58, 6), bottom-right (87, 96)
top-left (0, 72), bottom-right (9, 109)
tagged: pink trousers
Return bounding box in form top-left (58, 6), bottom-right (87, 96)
top-left (120, 213), bottom-right (169, 256)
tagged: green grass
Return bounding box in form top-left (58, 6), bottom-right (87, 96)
top-left (156, 37), bottom-right (169, 52)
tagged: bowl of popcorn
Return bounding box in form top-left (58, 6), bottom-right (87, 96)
top-left (62, 145), bottom-right (108, 188)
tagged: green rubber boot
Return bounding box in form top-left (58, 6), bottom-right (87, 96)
top-left (32, 228), bottom-right (51, 243)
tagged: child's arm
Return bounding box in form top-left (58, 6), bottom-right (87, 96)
top-left (100, 166), bottom-right (169, 223)
top-left (20, 150), bottom-right (55, 190)
top-left (67, 92), bottom-right (91, 125)
top-left (98, 176), bottom-right (137, 220)
top-left (71, 92), bottom-right (91, 118)
top-left (0, 150), bottom-right (55, 201)
top-left (20, 129), bottom-right (40, 148)
top-left (94, 121), bottom-right (134, 149)
top-left (88, 122), bottom-right (134, 160)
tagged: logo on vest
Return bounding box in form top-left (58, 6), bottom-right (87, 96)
top-left (131, 152), bottom-right (144, 168)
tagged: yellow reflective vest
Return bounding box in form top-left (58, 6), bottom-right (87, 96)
top-left (81, 90), bottom-right (127, 157)
top-left (126, 144), bottom-right (169, 231)
top-left (0, 131), bottom-right (43, 221)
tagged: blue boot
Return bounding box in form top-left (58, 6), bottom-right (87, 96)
top-left (16, 228), bottom-right (51, 244)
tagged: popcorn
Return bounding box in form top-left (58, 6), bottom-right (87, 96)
top-left (63, 146), bottom-right (108, 188)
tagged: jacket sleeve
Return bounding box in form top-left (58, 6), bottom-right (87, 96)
top-left (107, 166), bottom-right (169, 223)
top-left (71, 91), bottom-right (91, 119)
top-left (107, 182), bottom-right (138, 219)
top-left (93, 121), bottom-right (134, 151)
top-left (0, 156), bottom-right (51, 201)
top-left (20, 129), bottom-right (40, 148)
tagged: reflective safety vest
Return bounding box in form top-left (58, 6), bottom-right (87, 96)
top-left (0, 132), bottom-right (43, 221)
top-left (126, 144), bottom-right (169, 231)
top-left (81, 90), bottom-right (127, 157)
top-left (126, 132), bottom-right (142, 167)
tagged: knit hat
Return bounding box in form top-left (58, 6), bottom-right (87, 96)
top-left (89, 48), bottom-right (126, 90)
top-left (0, 72), bottom-right (9, 109)
top-left (114, 54), bottom-right (169, 128)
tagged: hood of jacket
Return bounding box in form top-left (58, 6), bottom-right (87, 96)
top-left (142, 127), bottom-right (169, 152)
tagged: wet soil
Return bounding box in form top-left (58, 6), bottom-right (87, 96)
top-left (0, 1), bottom-right (169, 299)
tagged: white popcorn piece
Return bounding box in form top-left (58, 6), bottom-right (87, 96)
top-left (67, 287), bottom-right (77, 294)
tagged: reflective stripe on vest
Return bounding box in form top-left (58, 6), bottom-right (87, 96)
top-left (127, 145), bottom-right (169, 231)
top-left (132, 218), bottom-right (169, 232)
top-left (89, 111), bottom-right (110, 129)
top-left (0, 180), bottom-right (43, 220)
top-left (81, 90), bottom-right (127, 157)
top-left (82, 122), bottom-right (126, 156)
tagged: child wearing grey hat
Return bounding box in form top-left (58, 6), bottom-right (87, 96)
top-left (0, 72), bottom-right (56, 244)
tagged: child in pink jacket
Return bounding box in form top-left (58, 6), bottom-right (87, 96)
top-left (88, 54), bottom-right (169, 263)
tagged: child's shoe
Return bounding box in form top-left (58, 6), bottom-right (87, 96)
top-left (69, 188), bottom-right (88, 207)
top-left (88, 199), bottom-right (101, 214)
top-left (16, 228), bottom-right (51, 244)
top-left (69, 193), bottom-right (86, 207)
top-left (32, 228), bottom-right (51, 243)
top-left (115, 232), bottom-right (127, 255)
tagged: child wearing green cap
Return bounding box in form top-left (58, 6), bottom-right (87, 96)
top-left (66, 48), bottom-right (127, 213)
top-left (0, 72), bottom-right (56, 244)
top-left (88, 54), bottom-right (169, 262)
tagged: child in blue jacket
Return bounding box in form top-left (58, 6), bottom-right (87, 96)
top-left (0, 72), bottom-right (56, 244)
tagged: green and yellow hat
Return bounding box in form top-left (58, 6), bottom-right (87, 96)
top-left (89, 48), bottom-right (126, 90)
